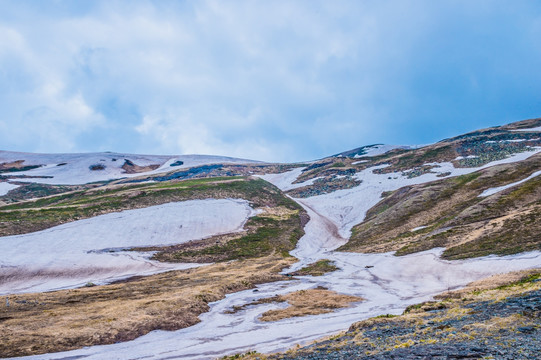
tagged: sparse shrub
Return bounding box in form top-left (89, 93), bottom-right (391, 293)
top-left (89, 164), bottom-right (106, 171)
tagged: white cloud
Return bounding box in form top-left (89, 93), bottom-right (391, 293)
top-left (1, 1), bottom-right (540, 160)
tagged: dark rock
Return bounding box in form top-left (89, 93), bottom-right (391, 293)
top-left (517, 326), bottom-right (536, 334)
top-left (170, 160), bottom-right (184, 167)
top-left (89, 164), bottom-right (106, 171)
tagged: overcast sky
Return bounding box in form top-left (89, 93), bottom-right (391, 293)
top-left (1, 0), bottom-right (540, 162)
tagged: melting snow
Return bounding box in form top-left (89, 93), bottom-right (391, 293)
top-left (14, 251), bottom-right (541, 360)
top-left (0, 199), bottom-right (255, 295)
top-left (0, 151), bottom-right (258, 185)
top-left (0, 182), bottom-right (19, 196)
top-left (257, 167), bottom-right (319, 191)
top-left (479, 170), bottom-right (541, 197)
top-left (353, 144), bottom-right (405, 158)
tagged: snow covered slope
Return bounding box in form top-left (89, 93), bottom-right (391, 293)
top-left (11, 156), bottom-right (541, 359)
top-left (0, 199), bottom-right (255, 294)
top-left (0, 151), bottom-right (258, 185)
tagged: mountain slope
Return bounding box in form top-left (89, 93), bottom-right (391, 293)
top-left (341, 152), bottom-right (541, 259)
top-left (276, 117), bottom-right (541, 260)
top-left (0, 117), bottom-right (540, 359)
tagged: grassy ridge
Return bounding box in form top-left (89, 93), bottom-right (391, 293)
top-left (0, 177), bottom-right (300, 237)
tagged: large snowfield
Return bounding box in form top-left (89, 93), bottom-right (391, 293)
top-left (0, 199), bottom-right (256, 295)
top-left (0, 151), bottom-right (258, 185)
top-left (2, 147), bottom-right (541, 360)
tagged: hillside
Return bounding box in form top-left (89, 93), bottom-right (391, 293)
top-left (0, 117), bottom-right (540, 359)
top-left (342, 152), bottom-right (541, 259)
top-left (240, 269), bottom-right (541, 360)
top-left (283, 117), bottom-right (541, 259)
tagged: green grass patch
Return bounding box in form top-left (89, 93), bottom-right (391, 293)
top-left (291, 259), bottom-right (339, 276)
top-left (374, 313), bottom-right (398, 319)
top-left (166, 211), bottom-right (306, 262)
top-left (496, 273), bottom-right (541, 290)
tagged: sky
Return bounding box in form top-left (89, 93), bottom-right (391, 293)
top-left (0, 0), bottom-right (541, 162)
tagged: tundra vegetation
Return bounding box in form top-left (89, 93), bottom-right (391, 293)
top-left (0, 176), bottom-right (308, 357)
top-left (1, 117), bottom-right (540, 358)
top-left (0, 255), bottom-right (295, 357)
top-left (288, 259), bottom-right (339, 276)
top-left (342, 153), bottom-right (541, 259)
top-left (222, 269), bottom-right (541, 359)
top-left (223, 287), bottom-right (362, 322)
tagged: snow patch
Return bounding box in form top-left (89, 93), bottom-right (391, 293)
top-left (479, 170), bottom-right (541, 197)
top-left (0, 199), bottom-right (255, 295)
top-left (353, 144), bottom-right (405, 158)
top-left (455, 155), bottom-right (478, 160)
top-left (0, 182), bottom-right (19, 196)
top-left (257, 168), bottom-right (318, 191)
top-left (486, 139), bottom-right (529, 144)
top-left (511, 126), bottom-right (541, 132)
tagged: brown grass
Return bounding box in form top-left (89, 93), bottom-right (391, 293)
top-left (258, 288), bottom-right (363, 322)
top-left (0, 255), bottom-right (295, 357)
top-left (121, 160), bottom-right (161, 174)
top-left (0, 160), bottom-right (32, 170)
top-left (434, 268), bottom-right (541, 300)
